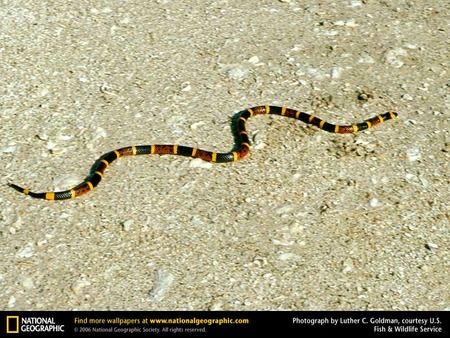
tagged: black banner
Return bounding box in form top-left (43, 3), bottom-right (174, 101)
top-left (1, 311), bottom-right (448, 336)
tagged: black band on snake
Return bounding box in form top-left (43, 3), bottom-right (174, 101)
top-left (8, 105), bottom-right (397, 200)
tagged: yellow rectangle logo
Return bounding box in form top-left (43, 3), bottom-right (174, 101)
top-left (6, 316), bottom-right (19, 333)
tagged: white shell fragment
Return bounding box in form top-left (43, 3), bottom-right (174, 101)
top-left (181, 84), bottom-right (191, 92)
top-left (385, 47), bottom-right (407, 68)
top-left (190, 121), bottom-right (206, 130)
top-left (53, 174), bottom-right (81, 190)
top-left (0, 145), bottom-right (18, 153)
top-left (274, 203), bottom-right (294, 214)
top-left (330, 65), bottom-right (342, 79)
top-left (271, 239), bottom-right (295, 246)
top-left (189, 158), bottom-right (212, 169)
top-left (148, 269), bottom-right (175, 303)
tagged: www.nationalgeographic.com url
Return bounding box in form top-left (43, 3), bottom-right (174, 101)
top-left (148, 317), bottom-right (249, 325)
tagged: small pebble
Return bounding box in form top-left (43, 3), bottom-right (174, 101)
top-left (90, 127), bottom-right (107, 141)
top-left (349, 1), bottom-right (362, 7)
top-left (401, 93), bottom-right (413, 101)
top-left (332, 19), bottom-right (357, 27)
top-left (56, 134), bottom-right (73, 141)
top-left (358, 53), bottom-right (375, 64)
top-left (36, 87), bottom-right (49, 97)
top-left (345, 19), bottom-right (358, 27)
top-left (368, 198), bottom-right (379, 207)
top-left (37, 239), bottom-right (48, 246)
top-left (190, 121), bottom-right (205, 130)
top-left (403, 43), bottom-right (418, 49)
top-left (425, 242), bottom-right (438, 250)
top-left (252, 130), bottom-right (266, 150)
top-left (17, 246), bottom-right (34, 258)
top-left (297, 65), bottom-right (326, 79)
top-left (405, 173), bottom-right (418, 183)
top-left (100, 84), bottom-right (118, 96)
top-left (288, 222), bottom-right (305, 234)
top-left (226, 65), bottom-right (249, 81)
top-left (71, 279), bottom-right (91, 295)
top-left (247, 56), bottom-right (260, 64)
top-left (330, 65), bottom-right (342, 79)
top-left (291, 173), bottom-right (301, 181)
top-left (18, 276), bottom-right (34, 289)
top-left (342, 258), bottom-right (354, 273)
top-left (10, 216), bottom-right (22, 230)
top-left (122, 219), bottom-right (134, 231)
top-left (120, 17), bottom-right (130, 25)
top-left (418, 175), bottom-right (429, 188)
top-left (278, 252), bottom-right (297, 261)
top-left (0, 145), bottom-right (18, 153)
top-left (37, 133), bottom-right (49, 141)
top-left (274, 203), bottom-right (294, 214)
top-left (406, 148), bottom-right (421, 162)
top-left (332, 20), bottom-right (346, 26)
top-left (8, 296), bottom-right (16, 308)
top-left (53, 174), bottom-right (80, 190)
top-left (271, 239), bottom-right (295, 246)
top-left (46, 141), bottom-right (57, 150)
top-left (209, 301), bottom-right (222, 311)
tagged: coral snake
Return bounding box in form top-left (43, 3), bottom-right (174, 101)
top-left (8, 105), bottom-right (397, 200)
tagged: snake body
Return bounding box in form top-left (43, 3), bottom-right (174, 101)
top-left (8, 105), bottom-right (397, 200)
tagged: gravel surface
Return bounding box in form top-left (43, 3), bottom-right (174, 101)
top-left (1, 0), bottom-right (449, 311)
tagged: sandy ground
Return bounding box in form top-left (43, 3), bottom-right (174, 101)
top-left (1, 1), bottom-right (448, 311)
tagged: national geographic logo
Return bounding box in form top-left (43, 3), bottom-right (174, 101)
top-left (6, 316), bottom-right (65, 334)
top-left (6, 316), bottom-right (19, 333)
